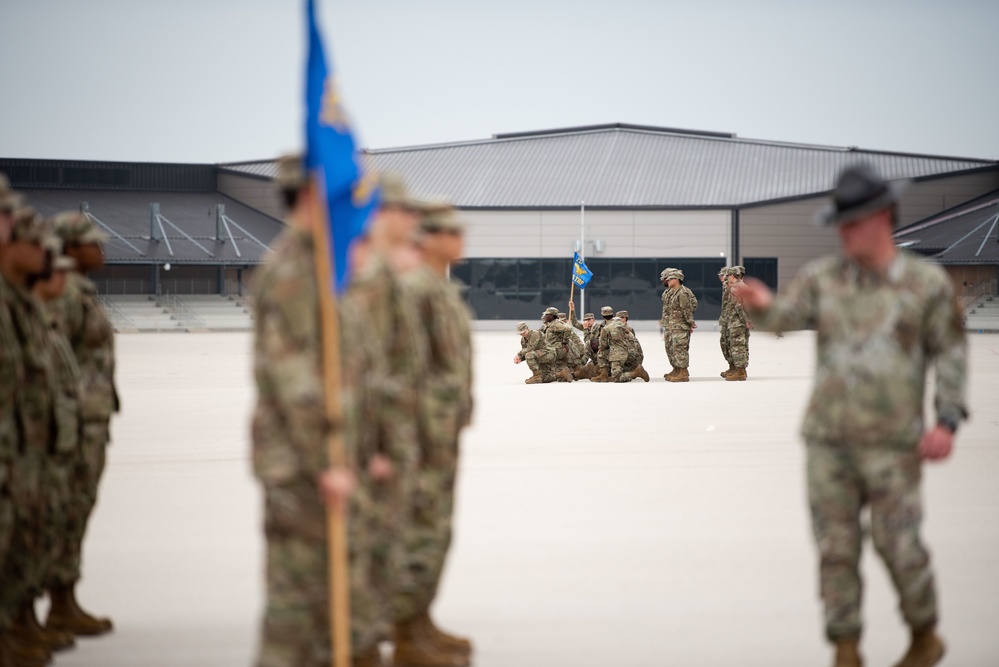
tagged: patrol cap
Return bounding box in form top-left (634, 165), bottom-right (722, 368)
top-left (718, 266), bottom-right (731, 277)
top-left (516, 321), bottom-right (529, 333)
top-left (275, 154), bottom-right (307, 190)
top-left (543, 307), bottom-right (559, 316)
top-left (583, 312), bottom-right (595, 320)
top-left (10, 208), bottom-right (52, 244)
top-left (0, 172), bottom-right (22, 212)
top-left (420, 206), bottom-right (466, 234)
top-left (53, 211), bottom-right (107, 245)
top-left (616, 310), bottom-right (629, 318)
top-left (600, 306), bottom-right (613, 316)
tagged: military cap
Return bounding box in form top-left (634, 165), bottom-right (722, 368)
top-left (420, 206), bottom-right (466, 234)
top-left (53, 211), bottom-right (107, 245)
top-left (600, 306), bottom-right (613, 316)
top-left (815, 162), bottom-right (908, 226)
top-left (543, 307), bottom-right (559, 316)
top-left (516, 321), bottom-right (529, 333)
top-left (671, 269), bottom-right (685, 282)
top-left (557, 312), bottom-right (567, 320)
top-left (10, 208), bottom-right (52, 244)
top-left (583, 312), bottom-right (595, 320)
top-left (729, 265), bottom-right (745, 277)
top-left (718, 266), bottom-right (731, 277)
top-left (0, 172), bottom-right (22, 212)
top-left (275, 153), bottom-right (307, 190)
top-left (616, 310), bottom-right (629, 318)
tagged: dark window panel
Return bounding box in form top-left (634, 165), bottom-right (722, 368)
top-left (541, 258), bottom-right (573, 289)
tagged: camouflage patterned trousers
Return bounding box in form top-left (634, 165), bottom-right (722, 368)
top-left (524, 348), bottom-right (556, 382)
top-left (0, 488), bottom-right (13, 631)
top-left (806, 441), bottom-right (937, 641)
top-left (0, 447), bottom-right (44, 623)
top-left (664, 328), bottom-right (691, 370)
top-left (256, 480), bottom-right (390, 667)
top-left (725, 321), bottom-right (749, 370)
top-left (719, 322), bottom-right (732, 366)
top-left (609, 350), bottom-right (639, 382)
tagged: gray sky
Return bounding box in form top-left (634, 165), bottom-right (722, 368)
top-left (2, 0), bottom-right (997, 164)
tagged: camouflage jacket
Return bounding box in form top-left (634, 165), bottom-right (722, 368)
top-left (43, 306), bottom-right (82, 456)
top-left (725, 280), bottom-right (750, 328)
top-left (518, 329), bottom-right (549, 360)
top-left (0, 275), bottom-right (25, 484)
top-left (755, 250), bottom-right (968, 447)
top-left (402, 266), bottom-right (474, 460)
top-left (661, 285), bottom-right (698, 330)
top-left (569, 310), bottom-right (593, 346)
top-left (590, 319), bottom-right (611, 353)
top-left (50, 272), bottom-right (119, 422)
top-left (719, 282), bottom-right (730, 327)
top-left (602, 320), bottom-right (631, 362)
top-left (544, 318), bottom-right (574, 356)
top-left (3, 279), bottom-right (55, 454)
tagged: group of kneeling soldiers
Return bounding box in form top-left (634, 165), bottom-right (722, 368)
top-left (0, 175), bottom-right (117, 666)
top-left (514, 263), bottom-right (753, 384)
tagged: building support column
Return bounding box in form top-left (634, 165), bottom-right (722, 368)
top-left (731, 209), bottom-right (741, 265)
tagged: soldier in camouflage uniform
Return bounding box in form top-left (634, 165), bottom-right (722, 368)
top-left (0, 209), bottom-right (60, 666)
top-left (602, 312), bottom-right (650, 383)
top-left (589, 305), bottom-right (615, 382)
top-left (399, 205), bottom-right (475, 664)
top-left (737, 164), bottom-right (965, 667)
top-left (46, 211), bottom-right (118, 639)
top-left (514, 322), bottom-right (557, 384)
top-left (252, 157), bottom-right (404, 667)
top-left (722, 266), bottom-right (750, 381)
top-left (541, 307), bottom-right (575, 382)
top-left (567, 304), bottom-right (597, 378)
top-left (717, 267), bottom-right (734, 377)
top-left (660, 268), bottom-right (698, 382)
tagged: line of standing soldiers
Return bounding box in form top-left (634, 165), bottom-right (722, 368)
top-left (514, 304), bottom-right (650, 383)
top-left (251, 160), bottom-right (474, 667)
top-left (1, 175), bottom-right (118, 667)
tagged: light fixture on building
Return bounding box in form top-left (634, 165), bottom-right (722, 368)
top-left (164, 263), bottom-right (172, 271)
top-left (593, 239), bottom-right (605, 253)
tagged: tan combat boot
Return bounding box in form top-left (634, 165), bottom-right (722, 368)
top-left (665, 368), bottom-right (689, 382)
top-left (663, 368), bottom-right (676, 380)
top-left (415, 611), bottom-right (472, 657)
top-left (46, 584), bottom-right (113, 636)
top-left (725, 368), bottom-right (747, 381)
top-left (833, 638), bottom-right (863, 667)
top-left (7, 616), bottom-right (51, 667)
top-left (635, 365), bottom-right (650, 382)
top-left (393, 617), bottom-right (469, 667)
top-left (591, 368), bottom-right (610, 383)
top-left (524, 370), bottom-right (543, 384)
top-left (20, 601), bottom-right (74, 651)
top-left (556, 368), bottom-right (574, 382)
top-left (720, 364), bottom-right (735, 377)
top-left (0, 630), bottom-right (47, 667)
top-left (892, 628), bottom-right (944, 667)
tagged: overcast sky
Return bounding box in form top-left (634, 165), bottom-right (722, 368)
top-left (2, 0), bottom-right (997, 164)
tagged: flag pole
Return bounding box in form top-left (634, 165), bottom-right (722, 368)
top-left (308, 177), bottom-right (352, 667)
top-left (580, 201), bottom-right (585, 316)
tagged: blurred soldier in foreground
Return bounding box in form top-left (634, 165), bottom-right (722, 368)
top-left (722, 266), bottom-right (750, 381)
top-left (252, 157), bottom-right (396, 667)
top-left (514, 321), bottom-right (556, 384)
top-left (399, 205), bottom-right (475, 665)
top-left (47, 211), bottom-right (118, 638)
top-left (660, 268), bottom-right (698, 382)
top-left (736, 164), bottom-right (966, 667)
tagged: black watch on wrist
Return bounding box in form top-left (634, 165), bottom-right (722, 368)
top-left (938, 416), bottom-right (959, 434)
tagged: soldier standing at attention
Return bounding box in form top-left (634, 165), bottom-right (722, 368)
top-left (514, 322), bottom-right (556, 384)
top-left (717, 267), bottom-right (734, 377)
top-left (660, 268), bottom-right (698, 382)
top-left (251, 156), bottom-right (393, 667)
top-left (722, 266), bottom-right (750, 381)
top-left (399, 205), bottom-right (475, 665)
top-left (736, 164), bottom-right (966, 667)
top-left (47, 211), bottom-right (118, 638)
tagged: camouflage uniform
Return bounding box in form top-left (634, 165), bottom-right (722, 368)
top-left (718, 274), bottom-right (733, 368)
top-left (660, 280), bottom-right (697, 370)
top-left (756, 250), bottom-right (968, 641)
top-left (48, 269), bottom-right (119, 589)
top-left (603, 320), bottom-right (638, 382)
top-left (400, 264), bottom-right (473, 616)
top-left (569, 311), bottom-right (595, 365)
top-left (251, 226), bottom-right (393, 666)
top-left (543, 316), bottom-right (576, 375)
top-left (724, 278), bottom-right (750, 371)
top-left (517, 329), bottom-right (555, 382)
top-left (590, 318), bottom-right (612, 375)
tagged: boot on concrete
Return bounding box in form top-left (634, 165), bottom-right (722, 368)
top-left (725, 368), bottom-right (747, 381)
top-left (0, 630), bottom-right (47, 667)
top-left (21, 601), bottom-right (74, 651)
top-left (720, 364), bottom-right (735, 377)
top-left (591, 368), bottom-right (610, 383)
top-left (415, 611), bottom-right (472, 656)
top-left (556, 368), bottom-right (574, 383)
top-left (7, 617), bottom-right (51, 667)
top-left (665, 368), bottom-right (689, 382)
top-left (524, 370), bottom-right (543, 384)
top-left (832, 638), bottom-right (863, 667)
top-left (634, 365), bottom-right (650, 382)
top-left (664, 368), bottom-right (676, 380)
top-left (393, 616), bottom-right (469, 667)
top-left (46, 584), bottom-right (113, 636)
top-left (892, 628), bottom-right (944, 667)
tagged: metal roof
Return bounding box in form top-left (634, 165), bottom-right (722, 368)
top-left (894, 190), bottom-right (999, 265)
top-left (19, 189), bottom-right (284, 265)
top-left (218, 124), bottom-right (996, 208)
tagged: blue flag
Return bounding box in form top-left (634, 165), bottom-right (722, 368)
top-left (305, 0), bottom-right (379, 292)
top-left (572, 252), bottom-right (593, 289)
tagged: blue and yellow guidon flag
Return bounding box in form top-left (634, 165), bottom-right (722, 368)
top-left (572, 252), bottom-right (593, 289)
top-left (305, 0), bottom-right (379, 292)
